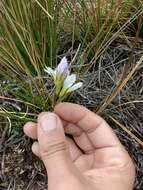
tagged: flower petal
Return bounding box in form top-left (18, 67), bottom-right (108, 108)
top-left (53, 70), bottom-right (57, 80)
top-left (44, 67), bottom-right (55, 77)
top-left (56, 57), bottom-right (69, 76)
top-left (67, 82), bottom-right (83, 93)
top-left (63, 74), bottom-right (76, 89)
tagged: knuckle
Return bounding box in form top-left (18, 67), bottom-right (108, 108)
top-left (41, 141), bottom-right (67, 159)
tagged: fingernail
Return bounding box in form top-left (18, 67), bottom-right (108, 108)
top-left (40, 114), bottom-right (57, 132)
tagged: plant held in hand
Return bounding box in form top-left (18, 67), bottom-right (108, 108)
top-left (44, 57), bottom-right (83, 100)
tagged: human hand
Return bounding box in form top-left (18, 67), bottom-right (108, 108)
top-left (24, 103), bottom-right (135, 190)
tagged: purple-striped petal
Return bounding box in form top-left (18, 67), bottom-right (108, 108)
top-left (56, 57), bottom-right (69, 77)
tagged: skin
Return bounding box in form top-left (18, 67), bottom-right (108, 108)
top-left (24, 103), bottom-right (135, 190)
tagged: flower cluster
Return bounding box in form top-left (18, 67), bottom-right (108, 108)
top-left (44, 57), bottom-right (82, 100)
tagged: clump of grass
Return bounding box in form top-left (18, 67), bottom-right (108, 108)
top-left (61, 1), bottom-right (143, 63)
top-left (0, 0), bottom-right (62, 125)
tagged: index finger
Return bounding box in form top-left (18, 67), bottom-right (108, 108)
top-left (54, 103), bottom-right (121, 149)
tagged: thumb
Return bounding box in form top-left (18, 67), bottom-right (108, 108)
top-left (37, 112), bottom-right (76, 178)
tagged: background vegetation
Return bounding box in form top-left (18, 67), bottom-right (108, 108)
top-left (0, 0), bottom-right (143, 189)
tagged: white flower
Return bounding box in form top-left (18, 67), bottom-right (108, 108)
top-left (66, 82), bottom-right (83, 93)
top-left (56, 57), bottom-right (69, 78)
top-left (59, 74), bottom-right (83, 97)
top-left (44, 67), bottom-right (56, 80)
top-left (44, 56), bottom-right (69, 81)
top-left (44, 56), bottom-right (83, 98)
top-left (63, 74), bottom-right (76, 89)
